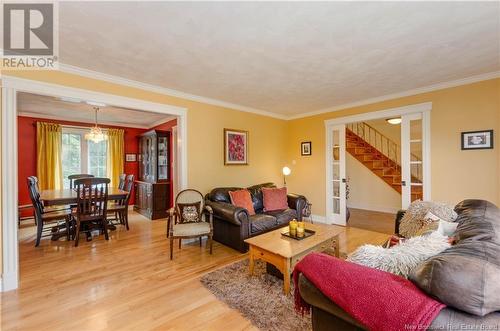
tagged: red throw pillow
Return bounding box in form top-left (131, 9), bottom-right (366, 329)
top-left (229, 189), bottom-right (255, 215)
top-left (262, 187), bottom-right (288, 212)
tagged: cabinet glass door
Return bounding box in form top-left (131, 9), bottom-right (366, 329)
top-left (158, 136), bottom-right (168, 180)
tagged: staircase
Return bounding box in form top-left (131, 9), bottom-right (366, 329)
top-left (346, 123), bottom-right (423, 201)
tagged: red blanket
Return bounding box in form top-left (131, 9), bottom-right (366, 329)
top-left (293, 253), bottom-right (445, 331)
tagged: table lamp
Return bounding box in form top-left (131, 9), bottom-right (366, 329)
top-left (282, 166), bottom-right (291, 186)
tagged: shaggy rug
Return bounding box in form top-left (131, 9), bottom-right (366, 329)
top-left (200, 259), bottom-right (312, 331)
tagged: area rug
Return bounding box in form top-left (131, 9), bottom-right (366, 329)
top-left (200, 259), bottom-right (312, 331)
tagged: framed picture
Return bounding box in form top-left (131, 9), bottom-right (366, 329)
top-left (125, 153), bottom-right (137, 162)
top-left (301, 141), bottom-right (312, 156)
top-left (224, 129), bottom-right (248, 165)
top-left (461, 130), bottom-right (494, 150)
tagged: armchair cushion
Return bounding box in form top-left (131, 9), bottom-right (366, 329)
top-left (229, 189), bottom-right (255, 215)
top-left (173, 222), bottom-right (210, 237)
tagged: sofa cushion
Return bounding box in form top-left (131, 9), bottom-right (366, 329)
top-left (264, 208), bottom-right (297, 225)
top-left (229, 189), bottom-right (255, 215)
top-left (410, 200), bottom-right (500, 316)
top-left (262, 187), bottom-right (288, 211)
top-left (208, 187), bottom-right (243, 204)
top-left (249, 214), bottom-right (278, 234)
top-left (247, 183), bottom-right (276, 212)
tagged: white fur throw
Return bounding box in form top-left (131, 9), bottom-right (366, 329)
top-left (347, 232), bottom-right (450, 278)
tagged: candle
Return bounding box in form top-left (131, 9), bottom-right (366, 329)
top-left (289, 220), bottom-right (298, 236)
top-left (297, 226), bottom-right (305, 238)
top-left (298, 221), bottom-right (305, 229)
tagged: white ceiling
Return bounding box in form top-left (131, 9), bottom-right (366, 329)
top-left (17, 92), bottom-right (173, 128)
top-left (58, 2), bottom-right (500, 117)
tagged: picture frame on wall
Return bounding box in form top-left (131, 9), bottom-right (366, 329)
top-left (301, 141), bottom-right (312, 156)
top-left (125, 153), bottom-right (137, 162)
top-left (224, 128), bottom-right (248, 165)
top-left (461, 130), bottom-right (494, 150)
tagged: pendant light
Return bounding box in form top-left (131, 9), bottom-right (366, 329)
top-left (85, 106), bottom-right (107, 143)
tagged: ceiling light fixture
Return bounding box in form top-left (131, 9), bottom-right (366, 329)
top-left (85, 107), bottom-right (108, 143)
top-left (386, 117), bottom-right (402, 125)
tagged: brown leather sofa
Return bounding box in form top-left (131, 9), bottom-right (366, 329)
top-left (298, 199), bottom-right (500, 330)
top-left (205, 183), bottom-right (307, 252)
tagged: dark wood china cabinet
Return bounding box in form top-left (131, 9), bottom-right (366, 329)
top-left (134, 130), bottom-right (171, 220)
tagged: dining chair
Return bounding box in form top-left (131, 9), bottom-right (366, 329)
top-left (68, 174), bottom-right (94, 190)
top-left (118, 174), bottom-right (127, 190)
top-left (107, 174), bottom-right (134, 230)
top-left (73, 177), bottom-right (110, 247)
top-left (167, 189), bottom-right (213, 260)
top-left (27, 176), bottom-right (72, 247)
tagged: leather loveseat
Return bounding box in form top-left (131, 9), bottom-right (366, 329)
top-left (298, 199), bottom-right (500, 330)
top-left (205, 183), bottom-right (307, 252)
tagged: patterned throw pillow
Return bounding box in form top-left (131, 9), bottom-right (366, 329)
top-left (178, 202), bottom-right (201, 223)
top-left (399, 200), bottom-right (457, 238)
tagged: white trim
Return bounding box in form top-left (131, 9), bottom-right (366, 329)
top-left (310, 214), bottom-right (328, 224)
top-left (422, 110), bottom-right (431, 202)
top-left (1, 76), bottom-right (188, 292)
top-left (347, 204), bottom-right (400, 214)
top-left (17, 111), bottom-right (155, 130)
top-left (324, 102), bottom-right (432, 126)
top-left (289, 71), bottom-right (500, 120)
top-left (59, 63), bottom-right (288, 120)
top-left (325, 124), bottom-right (347, 226)
top-left (2, 86), bottom-right (19, 292)
top-left (148, 117), bottom-right (177, 129)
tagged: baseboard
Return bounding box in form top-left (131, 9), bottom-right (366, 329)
top-left (0, 277), bottom-right (2, 292)
top-left (347, 203), bottom-right (400, 214)
top-left (1, 271), bottom-right (18, 292)
top-left (310, 214), bottom-right (328, 224)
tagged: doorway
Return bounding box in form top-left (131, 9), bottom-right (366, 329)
top-left (325, 103), bottom-right (431, 226)
top-left (1, 76), bottom-right (188, 292)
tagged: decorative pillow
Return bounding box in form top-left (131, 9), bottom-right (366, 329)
top-left (229, 189), bottom-right (255, 215)
top-left (262, 187), bottom-right (288, 212)
top-left (347, 231), bottom-right (450, 278)
top-left (178, 202), bottom-right (201, 223)
top-left (399, 200), bottom-right (457, 238)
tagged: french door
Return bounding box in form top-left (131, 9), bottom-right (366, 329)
top-left (326, 124), bottom-right (346, 225)
top-left (400, 112), bottom-right (430, 209)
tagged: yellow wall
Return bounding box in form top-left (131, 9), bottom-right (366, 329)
top-left (286, 78), bottom-right (500, 216)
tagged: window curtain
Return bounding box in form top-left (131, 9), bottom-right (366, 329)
top-left (106, 128), bottom-right (125, 187)
top-left (36, 122), bottom-right (63, 190)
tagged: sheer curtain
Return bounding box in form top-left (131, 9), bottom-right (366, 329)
top-left (106, 128), bottom-right (125, 187)
top-left (36, 122), bottom-right (63, 190)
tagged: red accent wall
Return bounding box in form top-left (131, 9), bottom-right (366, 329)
top-left (18, 116), bottom-right (147, 213)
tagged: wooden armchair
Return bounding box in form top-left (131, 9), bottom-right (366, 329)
top-left (167, 189), bottom-right (213, 260)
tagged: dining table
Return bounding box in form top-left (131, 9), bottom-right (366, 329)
top-left (40, 187), bottom-right (129, 241)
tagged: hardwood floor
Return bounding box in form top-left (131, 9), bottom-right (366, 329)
top-left (3, 212), bottom-right (389, 331)
top-left (347, 208), bottom-right (397, 234)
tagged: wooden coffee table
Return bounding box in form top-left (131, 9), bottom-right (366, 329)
top-left (244, 223), bottom-right (342, 295)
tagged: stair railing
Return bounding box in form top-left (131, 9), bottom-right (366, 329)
top-left (346, 122), bottom-right (422, 181)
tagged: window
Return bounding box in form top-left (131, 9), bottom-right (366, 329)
top-left (62, 127), bottom-right (107, 188)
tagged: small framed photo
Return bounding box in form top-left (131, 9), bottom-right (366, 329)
top-left (126, 153), bottom-right (137, 162)
top-left (224, 129), bottom-right (248, 165)
top-left (301, 141), bottom-right (312, 156)
top-left (461, 130), bottom-right (494, 150)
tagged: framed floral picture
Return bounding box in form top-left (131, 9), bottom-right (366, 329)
top-left (224, 129), bottom-right (248, 165)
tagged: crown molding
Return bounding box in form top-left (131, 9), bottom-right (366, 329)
top-left (58, 63), bottom-right (288, 120)
top-left (17, 111), bottom-right (165, 129)
top-left (288, 71), bottom-right (500, 120)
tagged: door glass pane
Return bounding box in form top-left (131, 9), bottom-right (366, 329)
top-left (332, 163), bottom-right (340, 180)
top-left (333, 181), bottom-right (340, 198)
top-left (62, 133), bottom-right (81, 189)
top-left (333, 198), bottom-right (340, 214)
top-left (88, 140), bottom-right (107, 178)
top-left (409, 118), bottom-right (423, 185)
top-left (333, 130), bottom-right (340, 161)
top-left (158, 136), bottom-right (168, 180)
top-left (411, 184), bottom-right (423, 202)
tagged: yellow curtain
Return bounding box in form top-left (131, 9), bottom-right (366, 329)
top-left (36, 122), bottom-right (63, 190)
top-left (106, 128), bottom-right (125, 187)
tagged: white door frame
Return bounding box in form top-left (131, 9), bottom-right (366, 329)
top-left (325, 124), bottom-right (346, 225)
top-left (1, 75), bottom-right (188, 292)
top-left (324, 102), bottom-right (432, 225)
